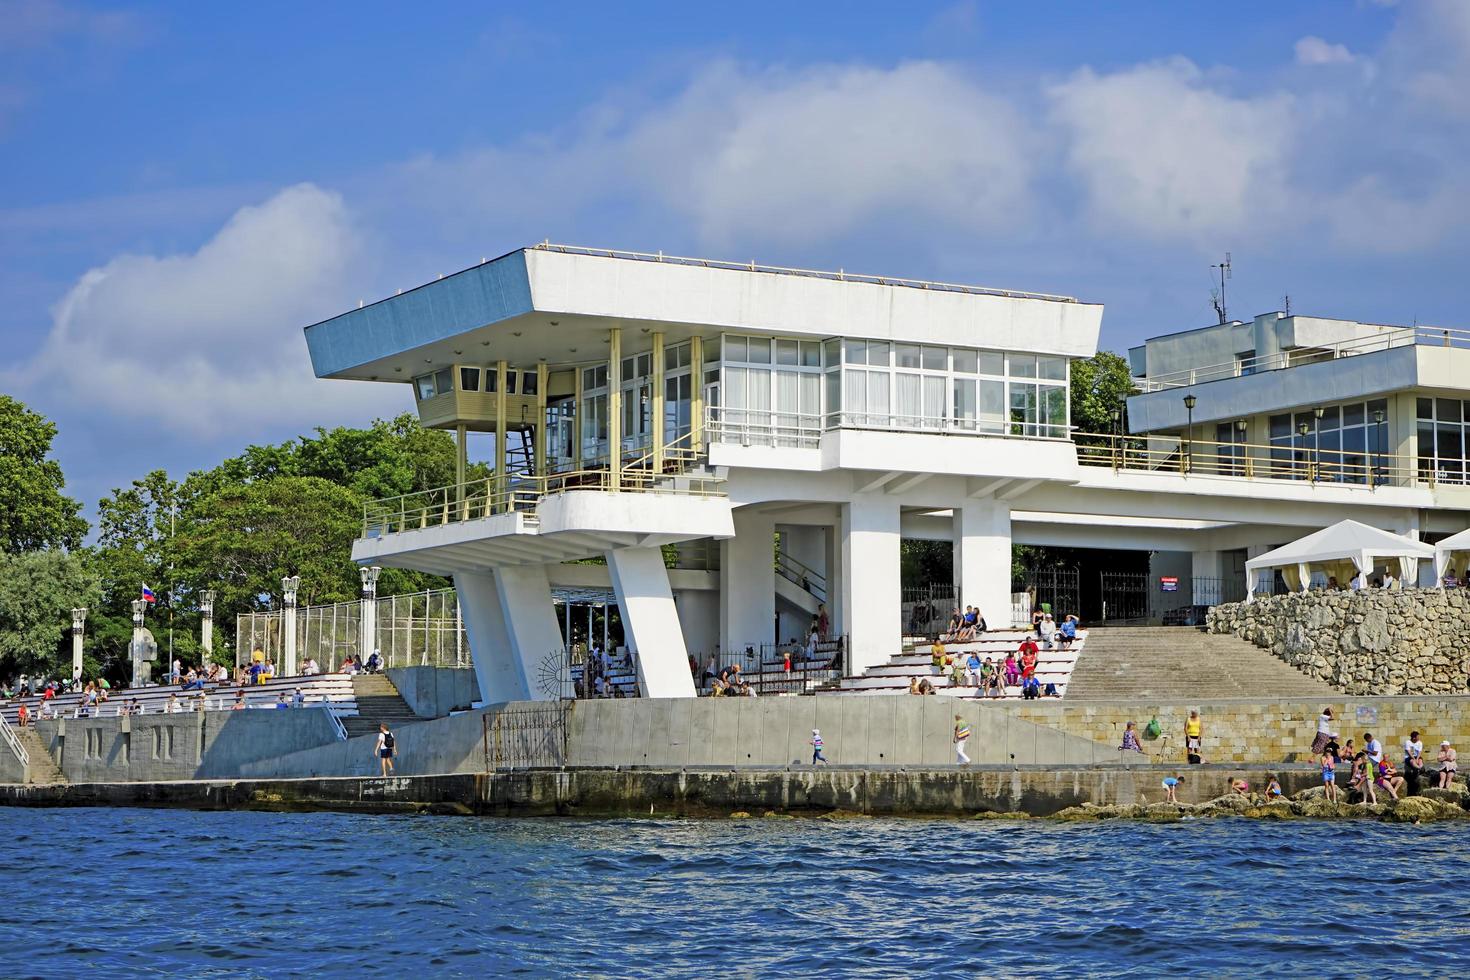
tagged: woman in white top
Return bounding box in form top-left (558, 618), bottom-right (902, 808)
top-left (1310, 707), bottom-right (1338, 755)
top-left (1438, 741), bottom-right (1458, 789)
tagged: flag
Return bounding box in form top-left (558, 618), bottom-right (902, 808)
top-left (141, 584), bottom-right (157, 604)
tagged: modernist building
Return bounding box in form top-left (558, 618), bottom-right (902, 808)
top-left (304, 245), bottom-right (1469, 702)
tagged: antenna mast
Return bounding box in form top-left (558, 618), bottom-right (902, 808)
top-left (1210, 253), bottom-right (1232, 324)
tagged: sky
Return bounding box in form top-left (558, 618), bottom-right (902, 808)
top-left (3, 0), bottom-right (1469, 520)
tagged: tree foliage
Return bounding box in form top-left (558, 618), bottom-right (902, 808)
top-left (0, 395), bottom-right (88, 553)
top-left (1069, 351), bottom-right (1137, 435)
top-left (0, 550), bottom-right (99, 677)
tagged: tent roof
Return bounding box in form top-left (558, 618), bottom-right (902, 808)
top-left (1434, 527), bottom-right (1470, 554)
top-left (1245, 519), bottom-right (1434, 571)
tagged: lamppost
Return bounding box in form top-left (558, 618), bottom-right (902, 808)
top-left (1373, 408), bottom-right (1387, 487)
top-left (1182, 394), bottom-right (1197, 474)
top-left (360, 565), bottom-right (381, 667)
top-left (1298, 421), bottom-right (1311, 482)
top-left (1112, 407), bottom-right (1123, 468)
top-left (70, 607), bottom-right (86, 684)
top-left (1314, 406), bottom-right (1325, 482)
top-left (1235, 418), bottom-right (1249, 477)
top-left (200, 590), bottom-right (216, 667)
top-left (282, 575), bottom-right (301, 677)
top-left (130, 598), bottom-right (148, 688)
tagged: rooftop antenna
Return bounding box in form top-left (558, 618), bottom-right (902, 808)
top-left (1210, 252), bottom-right (1232, 324)
top-left (1284, 294), bottom-right (1291, 316)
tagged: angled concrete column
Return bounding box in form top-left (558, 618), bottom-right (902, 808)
top-left (493, 565), bottom-right (568, 699)
top-left (606, 547), bottom-right (697, 698)
top-left (455, 570), bottom-right (525, 705)
top-left (720, 508), bottom-right (776, 654)
top-left (953, 499), bottom-right (1013, 629)
top-left (841, 494), bottom-right (901, 674)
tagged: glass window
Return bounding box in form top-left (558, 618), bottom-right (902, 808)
top-left (1366, 398), bottom-right (1388, 422)
top-left (843, 339), bottom-right (865, 364)
top-left (923, 346), bottom-right (947, 371)
top-left (1342, 403), bottom-right (1364, 427)
top-left (776, 339), bottom-right (799, 366)
top-left (521, 371), bottom-right (538, 396)
top-left (505, 371), bottom-right (517, 395)
top-left (952, 349), bottom-right (977, 374)
top-left (866, 341), bottom-right (890, 367)
top-left (825, 371), bottom-right (840, 417)
top-left (800, 341), bottom-right (822, 367)
top-left (978, 352), bottom-right (1005, 376)
top-left (824, 339), bottom-right (841, 366)
top-left (953, 378), bottom-right (977, 425)
top-left (1009, 354), bottom-right (1037, 378)
top-left (637, 353), bottom-right (652, 376)
top-left (665, 344), bottom-right (689, 371)
top-left (1270, 414), bottom-right (1291, 439)
top-left (1010, 382), bottom-right (1038, 434)
top-left (1319, 406), bottom-right (1339, 430)
top-left (620, 356), bottom-right (635, 379)
top-left (747, 337), bottom-right (771, 364)
top-left (433, 369), bottom-right (452, 395)
top-left (979, 380), bottom-right (1005, 431)
top-left (896, 344), bottom-right (922, 369)
top-left (486, 369), bottom-right (498, 394)
top-left (1038, 356), bottom-right (1067, 381)
top-left (459, 367), bottom-right (480, 392)
top-left (725, 337), bottom-right (747, 363)
top-left (1418, 397), bottom-right (1434, 420)
top-left (415, 375), bottom-right (435, 400)
top-left (1042, 385), bottom-right (1068, 433)
top-left (867, 370), bottom-right (889, 418)
top-left (1439, 399), bottom-right (1463, 424)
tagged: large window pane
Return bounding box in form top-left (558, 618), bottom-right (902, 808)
top-left (1418, 397), bottom-right (1434, 420)
top-left (800, 341), bottom-right (822, 367)
top-left (1439, 399), bottom-right (1462, 424)
top-left (415, 375), bottom-right (436, 400)
top-left (922, 346), bottom-right (947, 371)
top-left (459, 367), bottom-right (480, 392)
top-left (867, 371), bottom-right (889, 422)
top-left (1342, 403), bottom-right (1364, 427)
top-left (844, 339), bottom-right (865, 364)
top-left (895, 373), bottom-right (922, 424)
top-left (434, 369), bottom-right (452, 395)
top-left (952, 349), bottom-right (977, 374)
top-left (1042, 385), bottom-right (1068, 433)
top-left (725, 336), bottom-right (747, 363)
top-left (953, 378), bottom-right (977, 426)
top-left (978, 352), bottom-right (1004, 376)
top-left (1038, 356), bottom-right (1066, 381)
top-left (979, 380), bottom-right (1005, 431)
top-left (1009, 354), bottom-right (1037, 378)
top-left (1009, 382), bottom-right (1038, 434)
top-left (923, 376), bottom-right (947, 426)
top-left (896, 344), bottom-right (922, 369)
top-left (866, 340), bottom-right (890, 367)
top-left (747, 337), bottom-right (771, 364)
top-left (843, 370), bottom-right (865, 422)
top-left (776, 339), bottom-right (798, 366)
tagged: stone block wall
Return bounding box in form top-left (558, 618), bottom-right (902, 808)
top-left (1206, 589), bottom-right (1470, 695)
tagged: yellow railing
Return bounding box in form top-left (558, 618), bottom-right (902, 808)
top-left (1074, 433), bottom-right (1422, 488)
top-left (363, 430), bottom-right (722, 537)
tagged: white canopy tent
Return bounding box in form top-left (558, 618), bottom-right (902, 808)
top-left (1245, 520), bottom-right (1434, 600)
top-left (1433, 528), bottom-right (1470, 586)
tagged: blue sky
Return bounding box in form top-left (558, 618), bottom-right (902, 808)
top-left (2, 0), bottom-right (1466, 517)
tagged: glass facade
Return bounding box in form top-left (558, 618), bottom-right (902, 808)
top-left (1418, 397), bottom-right (1470, 484)
top-left (1268, 398), bottom-right (1388, 483)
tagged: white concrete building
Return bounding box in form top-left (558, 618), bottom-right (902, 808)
top-left (304, 245), bottom-right (1470, 702)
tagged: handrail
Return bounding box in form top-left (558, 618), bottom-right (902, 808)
top-left (776, 549), bottom-right (828, 603)
top-left (1074, 432), bottom-right (1421, 488)
top-left (321, 705), bottom-right (348, 741)
top-left (703, 405), bottom-right (1073, 446)
top-left (531, 242), bottom-right (1080, 303)
top-left (1138, 325), bottom-right (1470, 392)
top-left (0, 712), bottom-right (30, 769)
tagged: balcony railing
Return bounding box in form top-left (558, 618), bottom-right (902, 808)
top-left (1137, 325), bottom-right (1470, 392)
top-left (1074, 432), bottom-right (1421, 488)
top-left (703, 406), bottom-right (1071, 450)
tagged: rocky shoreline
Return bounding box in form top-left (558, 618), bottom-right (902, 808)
top-left (1050, 784), bottom-right (1470, 823)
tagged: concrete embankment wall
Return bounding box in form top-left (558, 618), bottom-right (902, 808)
top-left (239, 696), bottom-right (1114, 780)
top-left (1014, 696), bottom-right (1470, 764)
top-left (29, 709), bottom-right (342, 783)
top-left (0, 766), bottom-right (1324, 818)
top-left (385, 667), bottom-right (479, 719)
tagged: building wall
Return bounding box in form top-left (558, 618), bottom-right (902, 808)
top-left (386, 667), bottom-right (480, 718)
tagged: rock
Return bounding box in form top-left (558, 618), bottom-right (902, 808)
top-left (730, 811), bottom-right (752, 819)
top-left (971, 810), bottom-right (1031, 820)
top-left (1383, 796), bottom-right (1449, 823)
top-left (1051, 805), bottom-right (1100, 821)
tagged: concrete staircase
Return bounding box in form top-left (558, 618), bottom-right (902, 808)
top-left (17, 728), bottom-right (66, 785)
top-left (1064, 626), bottom-right (1339, 700)
top-left (343, 674), bottom-right (421, 738)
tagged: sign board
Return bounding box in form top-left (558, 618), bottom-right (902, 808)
top-left (1159, 576), bottom-right (1180, 593)
top-left (1355, 705), bottom-right (1379, 725)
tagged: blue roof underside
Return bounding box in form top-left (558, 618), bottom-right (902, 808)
top-left (304, 250), bottom-right (533, 377)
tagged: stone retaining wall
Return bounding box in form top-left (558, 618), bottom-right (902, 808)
top-left (1207, 589), bottom-right (1470, 695)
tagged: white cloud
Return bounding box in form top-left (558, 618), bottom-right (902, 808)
top-left (1380, 0), bottom-right (1470, 117)
top-left (1294, 36), bottom-right (1357, 66)
top-left (15, 184), bottom-right (401, 439)
top-left (1047, 58), bottom-right (1296, 240)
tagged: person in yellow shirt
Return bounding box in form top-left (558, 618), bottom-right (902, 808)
top-left (930, 638), bottom-right (947, 675)
top-left (1184, 709), bottom-right (1204, 763)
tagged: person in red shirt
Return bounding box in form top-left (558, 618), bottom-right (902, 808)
top-left (1018, 638), bottom-right (1039, 680)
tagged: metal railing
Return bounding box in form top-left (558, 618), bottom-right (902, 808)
top-left (0, 712), bottom-right (29, 769)
top-left (322, 705), bottom-right (348, 741)
top-left (532, 242), bottom-right (1080, 303)
top-left (703, 405), bottom-right (1072, 450)
top-left (775, 549), bottom-right (827, 603)
top-left (1138, 325), bottom-right (1470, 392)
top-left (1074, 432), bottom-right (1420, 488)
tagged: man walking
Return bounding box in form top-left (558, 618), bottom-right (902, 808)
top-left (376, 722), bottom-right (396, 777)
top-left (954, 714), bottom-right (971, 765)
top-left (809, 728), bottom-right (828, 765)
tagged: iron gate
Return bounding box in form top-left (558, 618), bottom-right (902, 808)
top-left (1012, 567), bottom-right (1081, 620)
top-left (1099, 571), bottom-right (1149, 622)
top-left (482, 702), bottom-right (569, 769)
top-left (901, 584), bottom-right (955, 637)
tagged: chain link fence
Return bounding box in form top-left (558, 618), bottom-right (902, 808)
top-left (235, 588), bottom-right (469, 671)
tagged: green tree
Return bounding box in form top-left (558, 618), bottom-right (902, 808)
top-left (0, 395), bottom-right (88, 553)
top-left (0, 550), bottom-right (100, 677)
top-left (1069, 351), bottom-right (1137, 435)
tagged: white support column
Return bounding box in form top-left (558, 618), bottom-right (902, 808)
top-left (455, 570), bottom-right (525, 705)
top-left (840, 494), bottom-right (901, 674)
top-left (606, 546), bottom-right (697, 698)
top-left (494, 565), bottom-right (568, 699)
top-left (71, 607), bottom-right (87, 682)
top-left (281, 575), bottom-right (300, 677)
top-left (720, 508), bottom-right (776, 654)
top-left (198, 591), bottom-right (215, 667)
top-left (359, 565), bottom-right (381, 662)
top-left (130, 599), bottom-right (147, 688)
top-left (952, 499), bottom-right (1013, 629)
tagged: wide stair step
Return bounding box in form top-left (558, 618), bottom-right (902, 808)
top-left (1064, 626), bottom-right (1340, 700)
top-left (343, 675), bottom-right (422, 739)
top-left (16, 727), bottom-right (66, 785)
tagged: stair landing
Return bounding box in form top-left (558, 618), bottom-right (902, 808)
top-left (343, 674), bottom-right (423, 739)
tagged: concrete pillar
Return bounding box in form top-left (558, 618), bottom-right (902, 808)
top-left (130, 599), bottom-right (147, 688)
top-left (455, 570), bottom-right (525, 705)
top-left (608, 328), bottom-right (622, 489)
top-left (652, 331), bottom-right (665, 471)
top-left (493, 564), bottom-right (569, 699)
top-left (606, 547), bottom-right (697, 698)
top-left (1253, 312), bottom-right (1284, 370)
top-left (199, 591), bottom-right (215, 666)
top-left (573, 360), bottom-right (584, 470)
top-left (359, 566), bottom-right (380, 662)
top-left (535, 361), bottom-right (548, 476)
top-left (952, 499), bottom-right (1013, 629)
top-left (841, 494), bottom-right (901, 674)
top-left (690, 334), bottom-right (705, 450)
top-left (455, 423), bottom-right (468, 515)
top-left (281, 575), bottom-right (300, 677)
top-left (70, 607), bottom-right (86, 682)
top-left (1191, 549), bottom-right (1225, 607)
top-left (720, 508), bottom-right (776, 653)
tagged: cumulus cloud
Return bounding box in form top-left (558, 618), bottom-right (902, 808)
top-left (1047, 58), bottom-right (1295, 240)
top-left (15, 184), bottom-right (401, 439)
top-left (1294, 36), bottom-right (1357, 66)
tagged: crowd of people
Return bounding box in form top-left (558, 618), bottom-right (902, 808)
top-left (578, 643), bottom-right (638, 698)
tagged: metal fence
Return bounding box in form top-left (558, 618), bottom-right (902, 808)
top-left (902, 584), bottom-right (955, 638)
top-left (482, 702), bottom-right (568, 769)
top-left (235, 588), bottom-right (468, 671)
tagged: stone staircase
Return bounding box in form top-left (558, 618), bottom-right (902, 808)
top-left (17, 728), bottom-right (66, 785)
top-left (343, 674), bottom-right (422, 738)
top-left (1064, 626), bottom-right (1339, 700)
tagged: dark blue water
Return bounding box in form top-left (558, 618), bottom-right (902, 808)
top-left (4, 808), bottom-right (1464, 977)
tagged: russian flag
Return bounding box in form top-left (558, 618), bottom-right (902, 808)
top-left (141, 584), bottom-right (157, 604)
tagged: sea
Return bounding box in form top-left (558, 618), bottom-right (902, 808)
top-left (5, 807), bottom-right (1462, 977)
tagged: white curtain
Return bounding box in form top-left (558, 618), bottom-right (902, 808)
top-left (896, 373), bottom-right (922, 426)
top-left (923, 376), bottom-right (947, 429)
